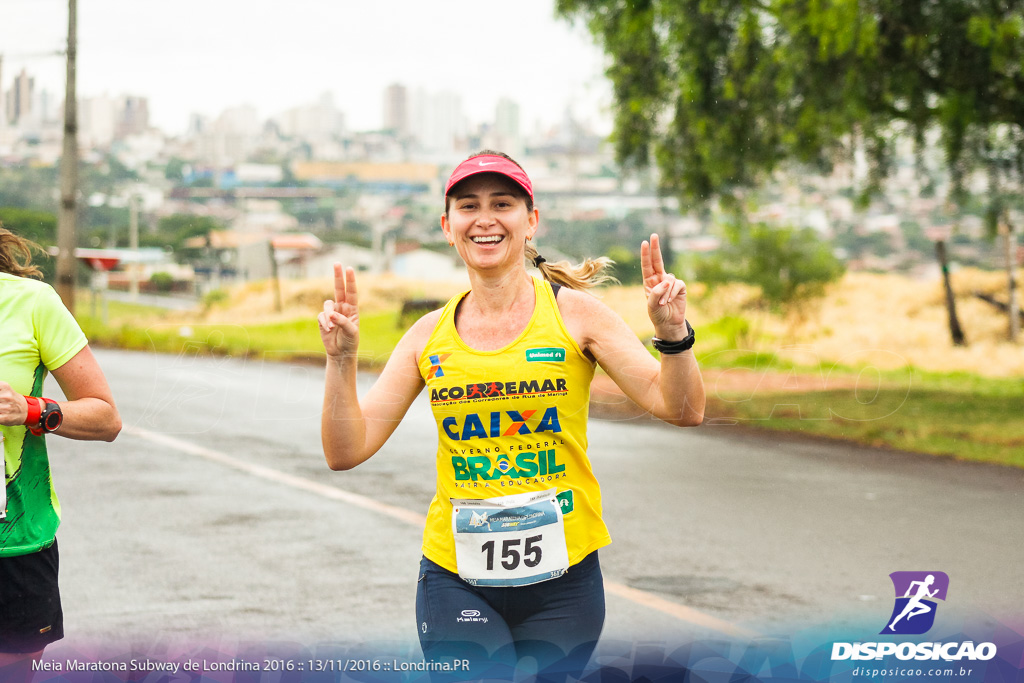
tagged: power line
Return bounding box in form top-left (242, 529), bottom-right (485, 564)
top-left (0, 50), bottom-right (65, 59)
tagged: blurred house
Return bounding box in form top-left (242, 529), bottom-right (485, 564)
top-left (391, 242), bottom-right (466, 281)
top-left (183, 230), bottom-right (324, 287)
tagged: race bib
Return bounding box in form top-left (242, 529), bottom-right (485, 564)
top-left (451, 488), bottom-right (570, 587)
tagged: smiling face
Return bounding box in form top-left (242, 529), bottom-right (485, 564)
top-left (441, 173), bottom-right (539, 274)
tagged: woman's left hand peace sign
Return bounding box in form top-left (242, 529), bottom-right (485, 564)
top-left (641, 233), bottom-right (688, 339)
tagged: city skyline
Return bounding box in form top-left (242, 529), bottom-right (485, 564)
top-left (0, 0), bottom-right (613, 136)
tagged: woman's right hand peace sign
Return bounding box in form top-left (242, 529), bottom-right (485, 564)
top-left (641, 233), bottom-right (688, 340)
top-left (318, 263), bottom-right (360, 359)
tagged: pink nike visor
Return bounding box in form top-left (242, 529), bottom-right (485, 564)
top-left (444, 155), bottom-right (534, 201)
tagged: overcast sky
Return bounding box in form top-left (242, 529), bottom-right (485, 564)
top-left (0, 0), bottom-right (613, 135)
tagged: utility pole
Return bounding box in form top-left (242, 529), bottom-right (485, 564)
top-left (56, 0), bottom-right (78, 310)
top-left (1003, 219), bottom-right (1020, 342)
top-left (268, 238), bottom-right (282, 313)
top-left (129, 195), bottom-right (140, 300)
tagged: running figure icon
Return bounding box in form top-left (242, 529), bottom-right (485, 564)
top-left (887, 574), bottom-right (938, 631)
top-left (881, 571), bottom-right (949, 635)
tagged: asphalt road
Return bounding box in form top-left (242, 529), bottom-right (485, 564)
top-left (39, 347), bottom-right (1024, 657)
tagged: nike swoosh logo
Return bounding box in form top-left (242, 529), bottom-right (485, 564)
top-left (478, 161), bottom-right (498, 166)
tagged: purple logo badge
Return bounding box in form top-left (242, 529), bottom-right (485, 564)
top-left (881, 571), bottom-right (949, 635)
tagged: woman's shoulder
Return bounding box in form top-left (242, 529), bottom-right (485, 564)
top-left (548, 284), bottom-right (626, 352)
top-left (551, 285), bottom-right (617, 321)
top-left (0, 272), bottom-right (56, 305)
top-left (1, 271), bottom-right (46, 288)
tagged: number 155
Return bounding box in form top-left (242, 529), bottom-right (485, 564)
top-left (481, 535), bottom-right (543, 571)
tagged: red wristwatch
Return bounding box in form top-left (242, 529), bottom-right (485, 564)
top-left (23, 396), bottom-right (63, 436)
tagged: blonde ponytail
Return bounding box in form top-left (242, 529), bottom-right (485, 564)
top-left (0, 226), bottom-right (43, 279)
top-left (525, 241), bottom-right (617, 291)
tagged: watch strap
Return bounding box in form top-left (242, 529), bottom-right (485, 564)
top-left (23, 395), bottom-right (42, 429)
top-left (651, 320), bottom-right (695, 354)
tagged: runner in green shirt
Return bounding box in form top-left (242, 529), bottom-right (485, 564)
top-left (0, 228), bottom-right (121, 678)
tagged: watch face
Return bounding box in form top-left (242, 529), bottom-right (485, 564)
top-left (41, 403), bottom-right (62, 432)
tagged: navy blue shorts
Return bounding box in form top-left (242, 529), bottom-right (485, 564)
top-left (0, 540), bottom-right (64, 653)
top-left (416, 551), bottom-right (605, 681)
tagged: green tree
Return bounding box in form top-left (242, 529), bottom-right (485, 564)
top-left (0, 166), bottom-right (59, 210)
top-left (154, 214), bottom-right (222, 250)
top-left (558, 0), bottom-right (1024, 340)
top-left (165, 157), bottom-right (187, 182)
top-left (148, 272), bottom-right (175, 292)
top-left (0, 207), bottom-right (57, 246)
top-left (540, 213), bottom-right (651, 262)
top-left (557, 0), bottom-right (1024, 202)
top-left (0, 208), bottom-right (58, 281)
top-left (605, 245), bottom-right (644, 284)
top-left (696, 222), bottom-right (846, 314)
top-left (146, 214), bottom-right (225, 263)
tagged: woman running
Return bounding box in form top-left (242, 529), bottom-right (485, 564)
top-left (319, 151), bottom-right (704, 679)
top-left (0, 227), bottom-right (121, 680)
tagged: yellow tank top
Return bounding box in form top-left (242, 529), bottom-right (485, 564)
top-left (419, 277), bottom-right (611, 573)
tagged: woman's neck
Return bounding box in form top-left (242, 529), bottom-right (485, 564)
top-left (453, 268), bottom-right (537, 351)
top-left (463, 267), bottom-right (534, 317)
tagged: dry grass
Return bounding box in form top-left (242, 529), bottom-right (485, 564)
top-left (191, 269), bottom-right (1022, 377)
top-left (785, 269), bottom-right (1023, 377)
top-left (672, 269), bottom-right (1024, 378)
top-left (199, 273), bottom-right (471, 324)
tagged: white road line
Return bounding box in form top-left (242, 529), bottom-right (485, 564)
top-left (123, 425), bottom-right (426, 527)
top-left (604, 582), bottom-right (756, 638)
top-left (124, 424), bottom-right (757, 638)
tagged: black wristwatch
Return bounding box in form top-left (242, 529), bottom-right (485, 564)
top-left (28, 398), bottom-right (63, 436)
top-left (651, 320), bottom-right (695, 354)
